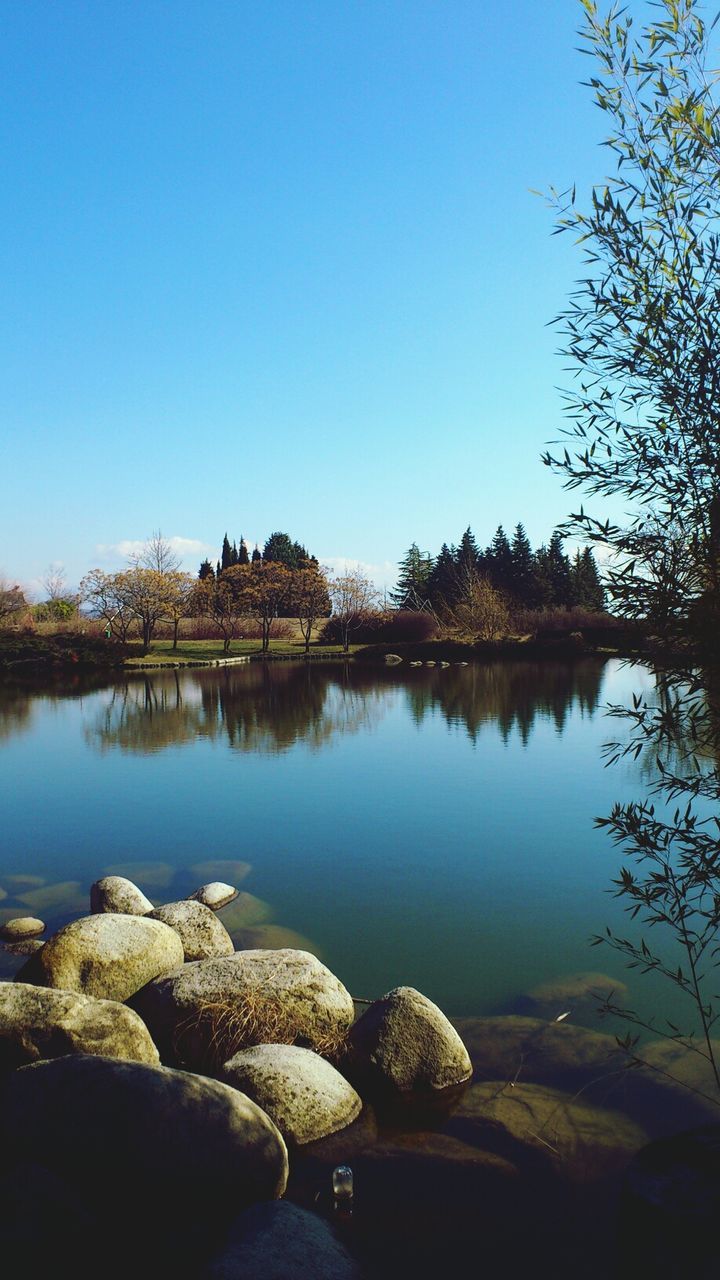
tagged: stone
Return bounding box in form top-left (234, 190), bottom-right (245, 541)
top-left (149, 900), bottom-right (234, 961)
top-left (1, 939), bottom-right (43, 956)
top-left (222, 1044), bottom-right (362, 1145)
top-left (451, 1015), bottom-right (628, 1090)
top-left (21, 913), bottom-right (185, 1002)
top-left (509, 970), bottom-right (629, 1020)
top-left (133, 949), bottom-right (355, 1071)
top-left (2, 873), bottom-right (45, 889)
top-left (90, 875), bottom-right (154, 916)
top-left (206, 1201), bottom-right (362, 1280)
top-left (447, 1080), bottom-right (647, 1182)
top-left (0, 1055), bottom-right (288, 1228)
top-left (17, 881), bottom-right (85, 913)
top-left (349, 986), bottom-right (472, 1095)
top-left (188, 881), bottom-right (238, 910)
top-left (0, 916), bottom-right (45, 941)
top-left (216, 892), bottom-right (274, 933)
top-left (0, 886), bottom-right (6, 902)
top-left (0, 981), bottom-right (160, 1070)
top-left (103, 860), bottom-right (175, 889)
top-left (233, 924), bottom-right (322, 956)
top-left (384, 653), bottom-right (402, 664)
top-left (0, 1162), bottom-right (102, 1277)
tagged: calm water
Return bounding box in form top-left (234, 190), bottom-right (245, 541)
top-left (0, 656), bottom-right (680, 1029)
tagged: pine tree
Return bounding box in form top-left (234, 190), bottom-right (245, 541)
top-left (546, 531), bottom-right (572, 606)
top-left (390, 543), bottom-right (433, 608)
top-left (251, 546), bottom-right (262, 564)
top-left (263, 532), bottom-right (306, 569)
top-left (569, 548), bottom-right (606, 610)
top-left (485, 527), bottom-right (513, 593)
top-left (455, 528), bottom-right (480, 578)
top-left (426, 544), bottom-right (457, 613)
top-left (509, 523), bottom-right (535, 605)
top-left (198, 559), bottom-right (215, 581)
top-left (238, 539), bottom-right (249, 566)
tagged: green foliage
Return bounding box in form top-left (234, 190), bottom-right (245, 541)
top-left (390, 543), bottom-right (434, 607)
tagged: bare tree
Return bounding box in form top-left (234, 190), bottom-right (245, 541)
top-left (42, 564), bottom-right (67, 601)
top-left (329, 569), bottom-right (379, 652)
top-left (130, 531), bottom-right (181, 575)
top-left (0, 575), bottom-right (29, 629)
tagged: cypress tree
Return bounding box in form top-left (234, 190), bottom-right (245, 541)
top-left (238, 538), bottom-right (249, 566)
top-left (198, 559), bottom-right (215, 581)
top-left (220, 534), bottom-right (233, 574)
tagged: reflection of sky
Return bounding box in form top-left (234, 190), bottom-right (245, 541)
top-left (0, 658), bottom-right (702, 1032)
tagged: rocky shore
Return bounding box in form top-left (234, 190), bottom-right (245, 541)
top-left (1, 871), bottom-right (719, 1279)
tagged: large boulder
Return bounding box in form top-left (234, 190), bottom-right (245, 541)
top-left (90, 876), bottom-right (153, 916)
top-left (149, 900), bottom-right (234, 962)
top-left (133, 949), bottom-right (355, 1071)
top-left (222, 1044), bottom-right (362, 1145)
top-left (447, 1080), bottom-right (647, 1181)
top-left (0, 981), bottom-right (159, 1070)
top-left (206, 1201), bottom-right (362, 1280)
top-left (0, 1055), bottom-right (288, 1228)
top-left (451, 1015), bottom-right (627, 1090)
top-left (20, 914), bottom-right (185, 1002)
top-left (349, 986), bottom-right (472, 1096)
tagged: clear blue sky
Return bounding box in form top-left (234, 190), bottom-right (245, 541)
top-left (2, 0), bottom-right (619, 593)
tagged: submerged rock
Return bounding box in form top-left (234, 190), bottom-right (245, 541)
top-left (17, 881), bottom-right (86, 914)
top-left (189, 882), bottom-right (238, 911)
top-left (0, 916), bottom-right (45, 941)
top-left (448, 1080), bottom-right (647, 1181)
top-left (206, 1201), bottom-right (362, 1280)
top-left (0, 981), bottom-right (159, 1070)
top-left (189, 859), bottom-right (252, 885)
top-left (222, 1044), bottom-right (362, 1145)
top-left (21, 913), bottom-right (185, 1002)
top-left (216, 892), bottom-right (274, 935)
top-left (0, 1055), bottom-right (288, 1228)
top-left (508, 970), bottom-right (629, 1021)
top-left (349, 986), bottom-right (472, 1096)
top-left (149, 900), bottom-right (234, 961)
top-left (133, 949), bottom-right (355, 1071)
top-left (90, 875), bottom-right (153, 916)
top-left (1, 939), bottom-right (43, 957)
top-left (103, 860), bottom-right (175, 889)
top-left (451, 1015), bottom-right (627, 1090)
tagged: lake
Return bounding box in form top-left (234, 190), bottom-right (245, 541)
top-left (0, 655), bottom-right (676, 1028)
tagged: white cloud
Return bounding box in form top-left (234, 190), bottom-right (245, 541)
top-left (321, 557), bottom-right (397, 592)
top-left (95, 535), bottom-right (213, 566)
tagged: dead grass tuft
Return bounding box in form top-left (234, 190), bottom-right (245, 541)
top-left (173, 990), bottom-right (347, 1073)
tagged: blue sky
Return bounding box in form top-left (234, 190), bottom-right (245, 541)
top-left (2, 0), bottom-right (620, 593)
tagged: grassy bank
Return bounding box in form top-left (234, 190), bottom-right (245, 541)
top-left (123, 639), bottom-right (361, 667)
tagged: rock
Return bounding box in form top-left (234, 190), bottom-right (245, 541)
top-left (233, 924), bottom-right (322, 957)
top-left (2, 873), bottom-right (45, 889)
top-left (349, 986), bottom-right (472, 1095)
top-left (103, 860), bottom-right (175, 889)
top-left (0, 1055), bottom-right (288, 1230)
top-left (133, 949), bottom-right (355, 1071)
top-left (217, 892), bottom-right (274, 933)
top-left (21, 913), bottom-right (185, 1002)
top-left (206, 1201), bottom-right (362, 1280)
top-left (0, 916), bottom-right (45, 941)
top-left (17, 881), bottom-right (85, 913)
top-left (1, 939), bottom-right (43, 956)
top-left (509, 970), bottom-right (629, 1020)
top-left (447, 1080), bottom-right (647, 1181)
top-left (0, 1162), bottom-right (103, 1277)
top-left (0, 886), bottom-right (6, 902)
top-left (384, 653), bottom-right (402, 664)
top-left (451, 1014), bottom-right (627, 1090)
top-left (640, 1038), bottom-right (720, 1099)
top-left (90, 875), bottom-right (154, 916)
top-left (149, 900), bottom-right (234, 961)
top-left (190, 859), bottom-right (252, 885)
top-left (0, 981), bottom-right (160, 1070)
top-left (189, 881), bottom-right (239, 910)
top-left (620, 1125), bottom-right (720, 1277)
top-left (222, 1044), bottom-right (362, 1145)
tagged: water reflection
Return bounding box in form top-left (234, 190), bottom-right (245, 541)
top-left (0, 658), bottom-right (609, 756)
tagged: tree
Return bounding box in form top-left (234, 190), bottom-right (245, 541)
top-left (251, 546), bottom-right (262, 564)
top-left (194, 571), bottom-right (247, 654)
top-left (262, 532), bottom-right (310, 570)
top-left (426, 543), bottom-right (458, 615)
top-left (198, 559), bottom-right (215, 581)
top-left (509, 524), bottom-right (535, 606)
top-left (0, 577), bottom-right (28, 629)
top-left (242, 561), bottom-right (293, 653)
top-left (114, 568), bottom-right (178, 650)
top-left (132, 531), bottom-right (181, 575)
top-left (238, 539), bottom-right (250, 566)
top-left (329, 570), bottom-right (379, 652)
top-left (448, 569), bottom-right (509, 641)
top-left (484, 527), bottom-right (513, 594)
top-left (80, 569), bottom-right (131, 641)
top-left (220, 534), bottom-right (233, 575)
top-left (390, 543), bottom-right (433, 608)
top-left (163, 571), bottom-right (196, 650)
top-left (544, 0), bottom-right (720, 1093)
top-left (289, 564), bottom-right (332, 654)
top-left (569, 548), bottom-right (606, 611)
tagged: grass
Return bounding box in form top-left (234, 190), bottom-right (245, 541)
top-left (124, 638), bottom-right (361, 666)
top-left (173, 992), bottom-right (348, 1072)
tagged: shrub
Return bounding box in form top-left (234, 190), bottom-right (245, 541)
top-left (320, 609), bottom-right (438, 645)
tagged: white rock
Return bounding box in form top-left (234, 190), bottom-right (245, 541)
top-left (90, 876), bottom-right (153, 915)
top-left (188, 881), bottom-right (238, 910)
top-left (350, 986), bottom-right (472, 1094)
top-left (0, 917), bottom-right (45, 941)
top-left (149, 900), bottom-right (234, 961)
top-left (25, 913), bottom-right (184, 1002)
top-left (222, 1043), bottom-right (362, 1144)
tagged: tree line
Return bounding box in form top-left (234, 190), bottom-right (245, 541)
top-left (392, 525), bottom-right (605, 616)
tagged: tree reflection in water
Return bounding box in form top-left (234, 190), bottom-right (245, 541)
top-left (53, 659), bottom-right (614, 757)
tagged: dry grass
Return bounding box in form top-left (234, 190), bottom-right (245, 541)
top-left (172, 991), bottom-right (348, 1073)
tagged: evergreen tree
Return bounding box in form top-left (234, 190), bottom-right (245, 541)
top-left (220, 534), bottom-right (233, 574)
top-left (509, 523), bottom-right (535, 605)
top-left (390, 543), bottom-right (433, 608)
top-left (546, 531), bottom-right (572, 606)
top-left (251, 546), bottom-right (262, 564)
top-left (230, 541), bottom-right (239, 567)
top-left (485, 526), bottom-right (513, 593)
top-left (263, 532), bottom-right (311, 569)
top-left (238, 539), bottom-right (249, 566)
top-left (569, 548), bottom-right (606, 610)
top-left (198, 559), bottom-right (215, 581)
top-left (426, 544), bottom-right (457, 613)
top-left (455, 528), bottom-right (480, 579)
top-left (216, 560), bottom-right (222, 579)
